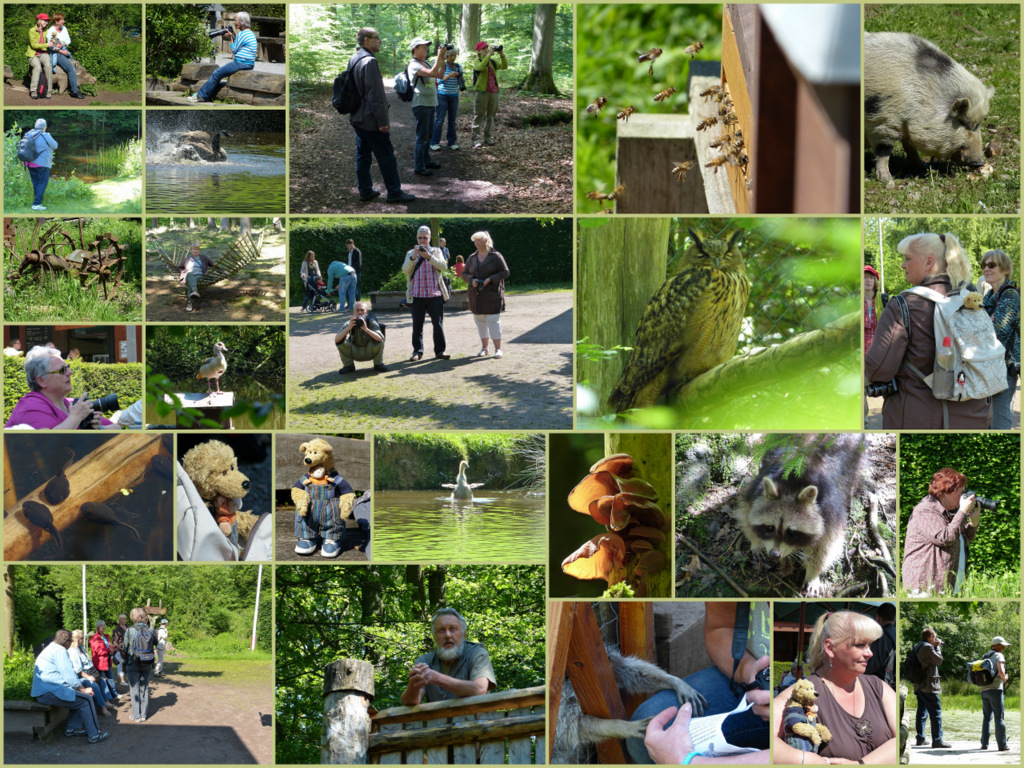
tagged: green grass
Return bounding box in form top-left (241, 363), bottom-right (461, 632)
top-left (899, 569), bottom-right (1021, 599)
top-left (4, 271), bottom-right (143, 322)
top-left (864, 4), bottom-right (1020, 213)
top-left (507, 281), bottom-right (572, 294)
top-left (172, 637), bottom-right (273, 662)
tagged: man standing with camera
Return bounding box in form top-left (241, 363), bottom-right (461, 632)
top-left (408, 38), bottom-right (447, 177)
top-left (913, 627), bottom-right (951, 749)
top-left (335, 301), bottom-right (387, 374)
top-left (402, 226), bottom-right (450, 361)
top-left (347, 28), bottom-right (415, 203)
top-left (471, 40), bottom-right (508, 149)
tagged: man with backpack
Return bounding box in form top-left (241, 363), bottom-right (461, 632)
top-left (911, 627), bottom-right (951, 749)
top-left (343, 28), bottom-right (415, 203)
top-left (124, 607), bottom-right (156, 723)
top-left (470, 41), bottom-right (508, 149)
top-left (977, 636), bottom-right (1010, 752)
top-left (18, 118), bottom-right (58, 211)
top-left (865, 602), bottom-right (896, 687)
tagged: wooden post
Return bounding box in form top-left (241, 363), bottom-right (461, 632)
top-left (578, 218), bottom-right (672, 415)
top-left (617, 601), bottom-right (656, 717)
top-left (322, 658), bottom-right (374, 764)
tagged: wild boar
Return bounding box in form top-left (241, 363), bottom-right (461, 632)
top-left (865, 32), bottom-right (994, 187)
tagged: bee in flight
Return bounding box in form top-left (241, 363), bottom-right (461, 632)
top-left (696, 116), bottom-right (718, 131)
top-left (586, 185), bottom-right (626, 201)
top-left (637, 47), bottom-right (663, 76)
top-left (684, 41), bottom-right (704, 59)
top-left (699, 85), bottom-right (722, 100)
top-left (586, 96), bottom-right (607, 116)
top-left (653, 87), bottom-right (677, 102)
top-left (671, 160), bottom-right (694, 183)
top-left (616, 106), bottom-right (637, 122)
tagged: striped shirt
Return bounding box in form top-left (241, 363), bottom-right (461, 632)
top-left (410, 253), bottom-right (441, 298)
top-left (438, 63), bottom-right (461, 95)
top-left (231, 28), bottom-right (258, 64)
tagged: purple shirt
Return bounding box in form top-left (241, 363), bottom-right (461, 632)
top-left (6, 391), bottom-right (112, 429)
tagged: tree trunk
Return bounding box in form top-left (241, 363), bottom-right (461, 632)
top-left (240, 218), bottom-right (252, 235)
top-left (150, 218), bottom-right (160, 228)
top-left (322, 659), bottom-right (374, 764)
top-left (220, 218), bottom-right (231, 232)
top-left (459, 5), bottom-right (480, 57)
top-left (207, 218), bottom-right (217, 230)
top-left (445, 3), bottom-right (454, 43)
top-left (3, 565), bottom-right (14, 655)
top-left (273, 217), bottom-right (284, 232)
top-left (426, 566), bottom-right (446, 611)
top-left (359, 566), bottom-right (383, 623)
top-left (187, 218), bottom-right (195, 228)
top-left (578, 218), bottom-right (671, 414)
top-left (521, 5), bottom-right (560, 94)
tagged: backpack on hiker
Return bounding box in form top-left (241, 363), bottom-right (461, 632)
top-left (16, 130), bottom-right (43, 163)
top-left (902, 641), bottom-right (928, 686)
top-left (129, 624), bottom-right (156, 665)
top-left (967, 651), bottom-right (997, 686)
top-left (393, 63), bottom-right (418, 102)
top-left (894, 284), bottom-right (1007, 420)
top-left (332, 55), bottom-right (370, 115)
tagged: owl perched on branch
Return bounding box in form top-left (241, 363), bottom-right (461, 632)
top-left (608, 228), bottom-right (751, 412)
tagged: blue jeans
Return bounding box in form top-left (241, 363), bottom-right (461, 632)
top-left (411, 105), bottom-right (436, 172)
top-left (991, 370), bottom-right (1017, 429)
top-left (126, 663), bottom-right (151, 720)
top-left (80, 678), bottom-right (108, 707)
top-left (99, 667), bottom-right (118, 699)
top-left (432, 93), bottom-right (459, 146)
top-left (915, 690), bottom-right (942, 741)
top-left (981, 689), bottom-right (1006, 748)
top-left (337, 274), bottom-right (356, 310)
top-left (35, 691), bottom-right (100, 738)
top-left (411, 296), bottom-right (445, 356)
top-left (51, 52), bottom-right (79, 92)
top-left (626, 666), bottom-right (768, 763)
top-left (196, 59), bottom-right (254, 101)
top-left (353, 126), bottom-right (402, 197)
top-left (28, 166), bottom-right (50, 205)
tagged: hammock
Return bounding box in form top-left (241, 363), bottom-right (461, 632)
top-left (151, 229), bottom-right (265, 289)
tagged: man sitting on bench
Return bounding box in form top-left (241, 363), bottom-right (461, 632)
top-left (31, 629), bottom-right (109, 744)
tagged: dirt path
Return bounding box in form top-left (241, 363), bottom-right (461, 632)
top-left (290, 82), bottom-right (572, 214)
top-left (3, 656), bottom-right (273, 764)
top-left (145, 228), bottom-right (287, 322)
top-left (4, 87), bottom-right (141, 106)
top-left (288, 292), bottom-right (573, 431)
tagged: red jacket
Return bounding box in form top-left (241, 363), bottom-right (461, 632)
top-left (90, 630), bottom-right (113, 671)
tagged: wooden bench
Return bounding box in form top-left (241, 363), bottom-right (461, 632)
top-left (4, 700), bottom-right (69, 740)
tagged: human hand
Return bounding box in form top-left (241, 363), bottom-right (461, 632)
top-left (958, 492), bottom-right (976, 515)
top-left (379, 125), bottom-right (390, 133)
top-left (69, 394), bottom-right (93, 422)
top-left (408, 662), bottom-right (430, 689)
top-left (80, 686), bottom-right (94, 696)
top-left (645, 704), bottom-right (693, 765)
top-left (745, 686), bottom-right (771, 721)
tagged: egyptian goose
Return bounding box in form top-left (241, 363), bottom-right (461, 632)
top-left (196, 341), bottom-right (228, 393)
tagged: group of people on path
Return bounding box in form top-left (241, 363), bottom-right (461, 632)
top-left (344, 26), bottom-right (508, 203)
top-left (31, 611), bottom-right (170, 744)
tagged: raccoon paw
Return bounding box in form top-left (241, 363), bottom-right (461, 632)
top-left (630, 716), bottom-right (654, 739)
top-left (674, 682), bottom-right (708, 717)
top-left (804, 578), bottom-right (829, 597)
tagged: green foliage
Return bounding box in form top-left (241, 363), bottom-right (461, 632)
top-left (900, 433), bottom-right (1020, 593)
top-left (863, 4), bottom-right (1020, 214)
top-left (577, 4), bottom-right (722, 207)
top-left (864, 217), bottom-right (1021, 295)
top-left (276, 565), bottom-right (545, 764)
top-left (3, 355), bottom-right (142, 424)
top-left (674, 432), bottom-right (748, 485)
top-left (289, 217), bottom-right (571, 306)
top-left (3, 4), bottom-right (142, 87)
top-left (145, 4), bottom-right (213, 79)
top-left (374, 432), bottom-right (542, 490)
top-left (3, 649), bottom-right (36, 700)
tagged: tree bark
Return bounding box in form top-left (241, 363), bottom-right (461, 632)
top-left (521, 5), bottom-right (559, 94)
top-left (578, 218), bottom-right (671, 414)
top-left (459, 4), bottom-right (480, 57)
top-left (207, 218), bottom-right (217, 230)
top-left (322, 659), bottom-right (374, 764)
top-left (427, 565), bottom-right (446, 611)
top-left (187, 218), bottom-right (195, 228)
top-left (273, 217), bottom-right (284, 232)
top-left (220, 217), bottom-right (231, 232)
top-left (3, 565), bottom-right (14, 655)
top-left (240, 218), bottom-right (252, 235)
top-left (150, 218), bottom-right (159, 228)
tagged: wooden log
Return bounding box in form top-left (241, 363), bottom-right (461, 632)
top-left (252, 92), bottom-right (287, 107)
top-left (3, 435), bottom-right (167, 561)
top-left (220, 87), bottom-right (255, 105)
top-left (368, 713), bottom-right (545, 753)
top-left (617, 600), bottom-right (657, 716)
top-left (547, 602), bottom-right (573, 762)
top-left (322, 659), bottom-right (374, 764)
top-left (275, 434), bottom-right (370, 493)
top-left (689, 74), bottom-right (739, 215)
top-left (180, 63), bottom-right (219, 80)
top-left (373, 686), bottom-right (545, 725)
top-left (478, 709), bottom-right (506, 764)
top-left (376, 722), bottom-right (401, 764)
top-left (224, 70), bottom-right (286, 95)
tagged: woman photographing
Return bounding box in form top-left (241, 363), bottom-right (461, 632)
top-left (5, 346), bottom-right (114, 429)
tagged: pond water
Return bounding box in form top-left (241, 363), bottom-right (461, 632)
top-left (145, 377), bottom-right (285, 430)
top-left (50, 131), bottom-right (138, 183)
top-left (145, 132), bottom-right (286, 213)
top-left (373, 490), bottom-right (546, 563)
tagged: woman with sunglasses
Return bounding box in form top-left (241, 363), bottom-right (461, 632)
top-left (5, 345), bottom-right (115, 429)
top-left (980, 249), bottom-right (1020, 429)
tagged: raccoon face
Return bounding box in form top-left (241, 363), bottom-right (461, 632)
top-left (747, 478), bottom-right (824, 559)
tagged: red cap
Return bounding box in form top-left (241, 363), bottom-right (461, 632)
top-left (863, 265), bottom-right (879, 280)
top-left (475, 41), bottom-right (488, 51)
top-left (36, 13), bottom-right (50, 21)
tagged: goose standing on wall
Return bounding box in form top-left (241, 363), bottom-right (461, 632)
top-left (196, 341), bottom-right (229, 393)
top-left (441, 460), bottom-right (485, 501)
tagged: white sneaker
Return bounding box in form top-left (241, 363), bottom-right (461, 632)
top-left (494, 349), bottom-right (503, 358)
top-left (450, 144), bottom-right (459, 150)
top-left (473, 142), bottom-right (483, 149)
top-left (186, 93), bottom-right (201, 103)
top-left (430, 144), bottom-right (441, 151)
top-left (31, 204), bottom-right (46, 211)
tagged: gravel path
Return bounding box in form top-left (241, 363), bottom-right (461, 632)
top-left (287, 292), bottom-right (573, 431)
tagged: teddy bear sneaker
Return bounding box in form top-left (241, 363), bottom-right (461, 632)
top-left (294, 538), bottom-right (318, 556)
top-left (321, 539), bottom-right (341, 558)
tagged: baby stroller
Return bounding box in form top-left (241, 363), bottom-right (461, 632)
top-left (306, 278), bottom-right (337, 313)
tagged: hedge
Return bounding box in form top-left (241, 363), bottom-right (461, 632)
top-left (4, 355), bottom-right (143, 425)
top-left (899, 433), bottom-right (1020, 578)
top-left (288, 217), bottom-right (572, 306)
top-left (375, 433), bottom-right (536, 490)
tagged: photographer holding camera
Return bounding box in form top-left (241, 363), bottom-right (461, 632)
top-left (187, 11), bottom-right (257, 103)
top-left (864, 232), bottom-right (992, 429)
top-left (902, 467), bottom-right (983, 597)
top-left (912, 627), bottom-right (949, 749)
top-left (471, 41), bottom-right (508, 149)
top-left (5, 346), bottom-right (118, 429)
top-left (402, 226), bottom-right (450, 361)
top-left (335, 301), bottom-right (387, 375)
top-left (408, 38), bottom-right (448, 177)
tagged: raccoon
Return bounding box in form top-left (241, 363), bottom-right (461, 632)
top-left (734, 434), bottom-right (866, 595)
top-left (552, 645), bottom-right (707, 764)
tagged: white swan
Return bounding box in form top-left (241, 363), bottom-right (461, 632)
top-left (441, 460), bottom-right (485, 500)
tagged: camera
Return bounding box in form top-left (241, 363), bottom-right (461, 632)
top-left (865, 379), bottom-right (899, 398)
top-left (209, 24), bottom-right (234, 39)
top-left (492, 43), bottom-right (504, 52)
top-left (443, 43), bottom-right (454, 51)
top-left (962, 490), bottom-right (998, 511)
top-left (354, 316), bottom-right (366, 328)
top-left (80, 393), bottom-right (120, 429)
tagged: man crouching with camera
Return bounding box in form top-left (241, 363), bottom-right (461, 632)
top-left (335, 301), bottom-right (388, 375)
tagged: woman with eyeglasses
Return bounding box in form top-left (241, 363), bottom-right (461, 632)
top-left (980, 249), bottom-right (1020, 429)
top-left (5, 345), bottom-right (115, 429)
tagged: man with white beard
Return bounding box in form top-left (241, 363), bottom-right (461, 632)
top-left (401, 608), bottom-right (496, 705)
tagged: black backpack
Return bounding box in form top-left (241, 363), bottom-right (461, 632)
top-left (35, 71), bottom-right (48, 99)
top-left (332, 58), bottom-right (365, 115)
top-left (17, 130), bottom-right (43, 163)
top-left (968, 651), bottom-right (997, 686)
top-left (902, 641), bottom-right (927, 686)
top-left (129, 624), bottom-right (156, 665)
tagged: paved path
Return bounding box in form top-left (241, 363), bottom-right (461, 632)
top-left (287, 292), bottom-right (573, 431)
top-left (907, 740), bottom-right (1019, 764)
